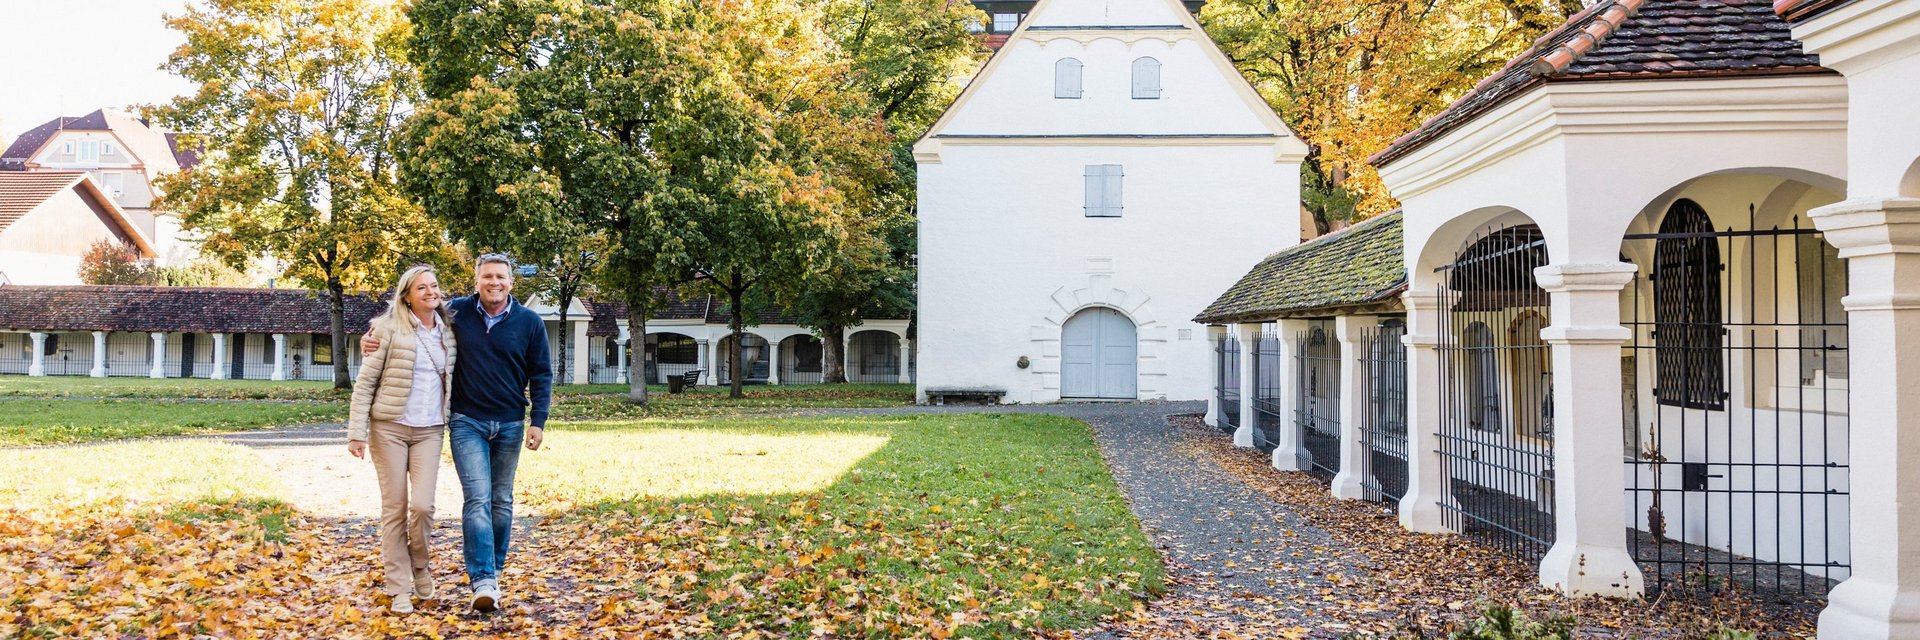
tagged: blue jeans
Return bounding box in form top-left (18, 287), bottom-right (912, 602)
top-left (448, 414), bottom-right (523, 586)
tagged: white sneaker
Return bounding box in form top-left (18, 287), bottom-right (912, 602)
top-left (471, 581), bottom-right (500, 613)
top-left (390, 593), bottom-right (414, 615)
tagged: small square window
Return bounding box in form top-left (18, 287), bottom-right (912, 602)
top-left (993, 13), bottom-right (1021, 32)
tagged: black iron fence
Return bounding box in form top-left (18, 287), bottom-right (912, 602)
top-left (1215, 333), bottom-right (1239, 433)
top-left (1622, 205), bottom-right (1849, 599)
top-left (1253, 330), bottom-right (1284, 452)
top-left (1296, 322), bottom-right (1342, 480)
top-left (1360, 320), bottom-right (1410, 504)
top-left (1434, 224), bottom-right (1557, 561)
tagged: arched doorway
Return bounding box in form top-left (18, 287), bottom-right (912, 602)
top-left (1061, 307), bottom-right (1137, 399)
top-left (646, 332), bottom-right (699, 384)
top-left (779, 334), bottom-right (825, 384)
top-left (847, 331), bottom-right (901, 383)
top-left (716, 333), bottom-right (769, 384)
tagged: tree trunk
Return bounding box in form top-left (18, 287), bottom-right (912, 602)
top-left (822, 323), bottom-right (847, 383)
top-left (728, 287), bottom-right (746, 399)
top-left (326, 276), bottom-right (350, 390)
top-left (555, 287), bottom-right (573, 387)
top-left (625, 293), bottom-right (650, 406)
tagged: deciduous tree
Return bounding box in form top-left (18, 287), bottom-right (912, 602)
top-left (154, 0), bottom-right (454, 389)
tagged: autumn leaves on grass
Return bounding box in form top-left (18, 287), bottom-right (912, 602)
top-left (0, 413), bottom-right (1166, 638)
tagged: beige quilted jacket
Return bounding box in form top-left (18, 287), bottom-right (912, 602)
top-left (348, 310), bottom-right (459, 441)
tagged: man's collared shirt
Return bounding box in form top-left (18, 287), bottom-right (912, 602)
top-left (481, 299), bottom-right (512, 331)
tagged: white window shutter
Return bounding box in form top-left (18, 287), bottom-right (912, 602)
top-left (1084, 165), bottom-right (1103, 215)
top-left (1132, 57), bottom-right (1161, 99)
top-left (1103, 165), bottom-right (1124, 216)
top-left (1056, 58), bottom-right (1083, 99)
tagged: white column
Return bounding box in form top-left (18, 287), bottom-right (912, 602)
top-left (768, 337), bottom-right (783, 385)
top-left (696, 338), bottom-right (713, 385)
top-left (270, 333), bottom-right (287, 381)
top-left (148, 332), bottom-right (167, 379)
top-left (90, 331), bottom-right (108, 378)
top-left (616, 336), bottom-right (630, 384)
top-left (570, 319), bottom-right (590, 385)
top-left (1330, 315), bottom-right (1376, 500)
top-left (1272, 319), bottom-right (1311, 471)
top-left (210, 333), bottom-right (228, 380)
top-left (1233, 322), bottom-right (1260, 448)
top-left (897, 336), bottom-right (912, 384)
top-left (842, 333), bottom-right (854, 382)
top-left (27, 332), bottom-right (47, 377)
top-left (1813, 198), bottom-right (1920, 639)
top-left (1399, 290), bottom-right (1456, 534)
top-left (1204, 326), bottom-right (1224, 427)
top-left (1533, 263), bottom-right (1643, 598)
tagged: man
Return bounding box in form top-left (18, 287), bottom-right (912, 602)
top-left (364, 253), bottom-right (551, 612)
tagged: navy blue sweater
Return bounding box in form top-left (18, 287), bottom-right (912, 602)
top-left (447, 295), bottom-right (553, 427)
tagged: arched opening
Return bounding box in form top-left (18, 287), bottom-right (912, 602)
top-left (1434, 221), bottom-right (1554, 559)
top-left (1062, 307), bottom-right (1137, 399)
top-left (1298, 321), bottom-right (1343, 479)
top-left (779, 334), bottom-right (825, 384)
top-left (1902, 156), bottom-right (1920, 198)
top-left (1620, 172), bottom-right (1850, 599)
top-left (716, 333), bottom-right (770, 384)
top-left (646, 332), bottom-right (699, 384)
top-left (847, 330), bottom-right (901, 383)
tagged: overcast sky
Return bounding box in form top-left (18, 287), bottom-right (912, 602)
top-left (0, 0), bottom-right (195, 145)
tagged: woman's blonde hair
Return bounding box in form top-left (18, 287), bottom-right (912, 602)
top-left (375, 264), bottom-right (450, 335)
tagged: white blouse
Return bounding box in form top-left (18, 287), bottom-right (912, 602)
top-left (396, 323), bottom-right (448, 428)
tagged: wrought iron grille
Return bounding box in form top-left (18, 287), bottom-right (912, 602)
top-left (1253, 330), bottom-right (1285, 452)
top-left (1360, 320), bottom-right (1410, 504)
top-left (1215, 333), bottom-right (1240, 433)
top-left (1296, 322), bottom-right (1342, 479)
top-left (1434, 224), bottom-right (1556, 561)
top-left (1622, 206), bottom-right (1850, 598)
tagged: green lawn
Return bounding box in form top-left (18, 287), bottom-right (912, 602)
top-left (0, 375), bottom-right (345, 400)
top-left (0, 399), bottom-right (343, 446)
top-left (523, 413), bottom-right (1164, 635)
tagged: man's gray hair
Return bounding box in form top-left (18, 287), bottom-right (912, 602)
top-left (477, 252), bottom-right (516, 274)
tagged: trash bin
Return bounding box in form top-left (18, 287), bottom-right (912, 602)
top-left (668, 375), bottom-right (685, 394)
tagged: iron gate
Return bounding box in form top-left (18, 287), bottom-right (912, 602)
top-left (1360, 320), bottom-right (1410, 504)
top-left (1296, 322), bottom-right (1342, 479)
top-left (1622, 204), bottom-right (1850, 598)
top-left (1434, 224), bottom-right (1556, 561)
top-left (1253, 330), bottom-right (1284, 452)
top-left (1215, 333), bottom-right (1239, 433)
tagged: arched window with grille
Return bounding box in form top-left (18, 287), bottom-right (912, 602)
top-left (1653, 199), bottom-right (1725, 410)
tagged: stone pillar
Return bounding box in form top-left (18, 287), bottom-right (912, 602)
top-left (1533, 263), bottom-right (1643, 598)
top-left (1399, 290), bottom-right (1456, 534)
top-left (1812, 198), bottom-right (1920, 639)
top-left (210, 333), bottom-right (228, 380)
top-left (1330, 315), bottom-right (1377, 500)
top-left (90, 331), bottom-right (108, 378)
top-left (698, 337), bottom-right (715, 386)
top-left (767, 337), bottom-right (783, 385)
top-left (148, 332), bottom-right (167, 379)
top-left (1272, 319), bottom-right (1312, 471)
top-left (1232, 322), bottom-right (1261, 448)
top-left (843, 333), bottom-right (855, 382)
top-left (27, 332), bottom-right (47, 377)
top-left (270, 333), bottom-right (287, 381)
top-left (1204, 326), bottom-right (1225, 427)
top-left (616, 336), bottom-right (630, 384)
top-left (897, 336), bottom-right (912, 384)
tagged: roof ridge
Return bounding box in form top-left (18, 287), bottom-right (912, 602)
top-left (1529, 0), bottom-right (1648, 76)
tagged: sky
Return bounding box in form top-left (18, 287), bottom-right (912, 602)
top-left (0, 0), bottom-right (195, 146)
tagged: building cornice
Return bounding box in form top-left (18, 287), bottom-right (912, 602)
top-left (1786, 0), bottom-right (1920, 73)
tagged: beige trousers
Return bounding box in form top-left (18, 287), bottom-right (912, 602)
top-left (370, 419), bottom-right (442, 596)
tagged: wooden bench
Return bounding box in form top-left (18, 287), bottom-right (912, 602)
top-left (924, 388), bottom-right (1007, 405)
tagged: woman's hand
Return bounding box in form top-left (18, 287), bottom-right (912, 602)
top-left (348, 440), bottom-right (367, 459)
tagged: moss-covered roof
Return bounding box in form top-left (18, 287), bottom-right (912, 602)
top-left (1194, 211), bottom-right (1407, 324)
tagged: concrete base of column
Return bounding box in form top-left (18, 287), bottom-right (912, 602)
top-left (1271, 446), bottom-right (1308, 472)
top-left (1539, 541), bottom-right (1644, 597)
top-left (1821, 578), bottom-right (1920, 640)
top-left (1203, 396), bottom-right (1218, 428)
top-left (1398, 494), bottom-right (1455, 534)
top-left (1233, 424), bottom-right (1254, 447)
top-left (1329, 471), bottom-right (1365, 500)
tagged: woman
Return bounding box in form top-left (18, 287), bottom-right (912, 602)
top-left (348, 264), bottom-right (458, 615)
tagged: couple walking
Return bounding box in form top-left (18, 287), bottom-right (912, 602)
top-left (345, 253), bottom-right (554, 615)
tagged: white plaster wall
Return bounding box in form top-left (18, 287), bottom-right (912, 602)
top-left (941, 37), bottom-right (1270, 136)
top-left (0, 251), bottom-right (83, 285)
top-left (918, 142), bottom-right (1297, 402)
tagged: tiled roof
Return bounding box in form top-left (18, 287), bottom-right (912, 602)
top-left (1774, 0), bottom-right (1863, 22)
top-left (585, 287), bottom-right (906, 337)
top-left (0, 109), bottom-right (188, 174)
top-left (0, 285), bottom-right (387, 334)
top-left (1, 116), bottom-right (82, 167)
top-left (165, 132), bottom-right (201, 169)
top-left (1371, 0), bottom-right (1829, 167)
top-left (1193, 211), bottom-right (1406, 324)
top-left (0, 171), bottom-right (87, 233)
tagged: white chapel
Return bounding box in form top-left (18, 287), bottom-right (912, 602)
top-left (914, 0), bottom-right (1306, 403)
